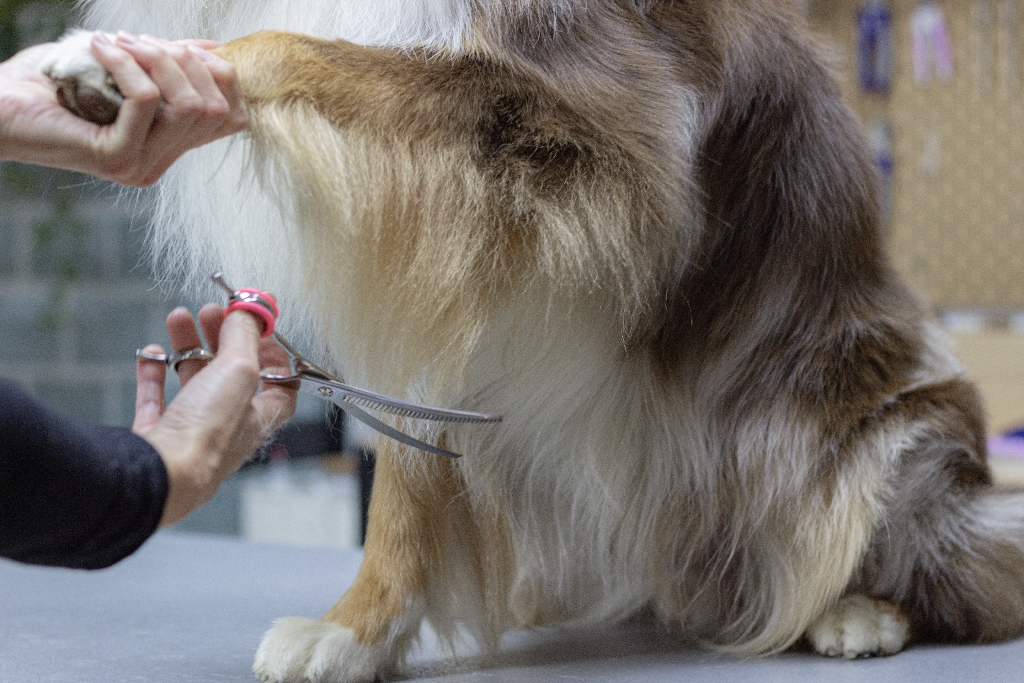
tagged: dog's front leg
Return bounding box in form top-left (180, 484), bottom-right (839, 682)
top-left (254, 441), bottom-right (460, 683)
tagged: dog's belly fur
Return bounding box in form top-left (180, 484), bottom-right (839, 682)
top-left (65, 0), bottom-right (1024, 679)
top-left (460, 293), bottom-right (668, 626)
top-left (458, 289), bottom-right (963, 641)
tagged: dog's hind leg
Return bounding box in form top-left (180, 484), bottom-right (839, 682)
top-left (825, 377), bottom-right (1024, 651)
top-left (253, 441), bottom-right (470, 683)
top-left (805, 594), bottom-right (910, 659)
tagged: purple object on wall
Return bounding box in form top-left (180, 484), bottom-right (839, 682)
top-left (858, 0), bottom-right (893, 93)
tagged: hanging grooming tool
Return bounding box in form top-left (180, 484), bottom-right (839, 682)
top-left (911, 0), bottom-right (955, 86)
top-left (857, 0), bottom-right (893, 93)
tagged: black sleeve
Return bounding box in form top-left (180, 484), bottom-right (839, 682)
top-left (0, 379), bottom-right (168, 569)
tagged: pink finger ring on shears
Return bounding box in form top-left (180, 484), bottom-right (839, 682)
top-left (224, 285), bottom-right (279, 338)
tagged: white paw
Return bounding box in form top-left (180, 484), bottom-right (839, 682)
top-left (39, 30), bottom-right (123, 124)
top-left (253, 617), bottom-right (390, 683)
top-left (806, 594), bottom-right (910, 659)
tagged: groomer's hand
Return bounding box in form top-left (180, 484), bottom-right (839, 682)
top-left (133, 305), bottom-right (296, 527)
top-left (0, 31), bottom-right (246, 187)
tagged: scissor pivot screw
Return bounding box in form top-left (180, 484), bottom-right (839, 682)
top-left (318, 387), bottom-right (334, 398)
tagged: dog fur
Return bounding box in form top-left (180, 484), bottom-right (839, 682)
top-left (46, 0), bottom-right (1024, 679)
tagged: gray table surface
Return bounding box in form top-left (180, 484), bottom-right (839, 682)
top-left (3, 532), bottom-right (1024, 682)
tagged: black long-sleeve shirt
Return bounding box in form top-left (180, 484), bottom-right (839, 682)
top-left (0, 379), bottom-right (167, 569)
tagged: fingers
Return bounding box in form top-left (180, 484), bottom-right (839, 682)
top-left (215, 307), bottom-right (296, 434)
top-left (174, 39), bottom-right (222, 50)
top-left (216, 307), bottom-right (264, 366)
top-left (112, 33), bottom-right (246, 185)
top-left (133, 34), bottom-right (229, 127)
top-left (252, 380), bottom-right (298, 436)
top-left (113, 34), bottom-right (221, 183)
top-left (197, 303), bottom-right (226, 355)
top-left (77, 30), bottom-right (246, 186)
top-left (166, 302), bottom-right (291, 383)
top-left (165, 306), bottom-right (208, 385)
top-left (188, 45), bottom-right (247, 137)
top-left (133, 343), bottom-right (168, 433)
top-left (160, 301), bottom-right (295, 441)
top-left (87, 33), bottom-right (162, 177)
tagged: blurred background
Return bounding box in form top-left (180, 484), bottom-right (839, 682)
top-left (2, 0), bottom-right (1024, 549)
top-left (805, 0), bottom-right (1024, 482)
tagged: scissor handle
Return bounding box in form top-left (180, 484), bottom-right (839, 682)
top-left (225, 288), bottom-right (278, 338)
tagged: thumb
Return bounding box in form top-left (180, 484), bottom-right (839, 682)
top-left (216, 308), bottom-right (264, 365)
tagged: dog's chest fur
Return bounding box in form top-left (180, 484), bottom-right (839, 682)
top-left (456, 291), bottom-right (698, 624)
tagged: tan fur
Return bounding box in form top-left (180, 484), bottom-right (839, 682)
top-left (323, 443), bottom-right (452, 644)
top-left (53, 0), bottom-right (1024, 678)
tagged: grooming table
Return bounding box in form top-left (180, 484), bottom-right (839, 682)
top-left (2, 532), bottom-right (1022, 682)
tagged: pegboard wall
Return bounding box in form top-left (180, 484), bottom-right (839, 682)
top-left (808, 0), bottom-right (1024, 311)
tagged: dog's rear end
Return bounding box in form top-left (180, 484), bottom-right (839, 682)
top-left (47, 0), bottom-right (1024, 680)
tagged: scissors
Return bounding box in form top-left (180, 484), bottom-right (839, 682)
top-left (137, 273), bottom-right (502, 458)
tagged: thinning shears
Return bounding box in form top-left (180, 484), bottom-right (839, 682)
top-left (137, 273), bottom-right (501, 458)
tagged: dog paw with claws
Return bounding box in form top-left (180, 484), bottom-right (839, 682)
top-left (39, 30), bottom-right (123, 125)
top-left (253, 617), bottom-right (393, 683)
top-left (806, 594), bottom-right (910, 659)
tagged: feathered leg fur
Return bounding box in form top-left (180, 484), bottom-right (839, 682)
top-left (254, 441), bottom-right (492, 683)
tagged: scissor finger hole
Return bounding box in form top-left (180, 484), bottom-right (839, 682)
top-left (168, 347), bottom-right (216, 372)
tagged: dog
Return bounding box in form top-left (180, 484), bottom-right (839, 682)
top-left (40, 0), bottom-right (1024, 681)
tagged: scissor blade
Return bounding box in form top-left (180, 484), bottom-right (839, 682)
top-left (297, 381), bottom-right (463, 458)
top-left (297, 375), bottom-right (502, 424)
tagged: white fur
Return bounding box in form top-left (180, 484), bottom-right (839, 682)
top-left (254, 616), bottom-right (408, 683)
top-left (37, 30), bottom-right (119, 99)
top-left (446, 288), bottom-right (912, 652)
top-left (457, 293), bottom-right (663, 625)
top-left (38, 29), bottom-right (102, 76)
top-left (806, 594), bottom-right (910, 659)
top-left (80, 0), bottom-right (470, 47)
top-left (254, 597), bottom-right (425, 682)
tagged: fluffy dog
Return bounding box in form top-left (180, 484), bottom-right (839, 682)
top-left (42, 0), bottom-right (1024, 680)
